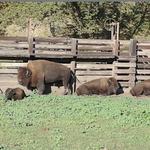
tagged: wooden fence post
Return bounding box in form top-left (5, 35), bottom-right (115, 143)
top-left (28, 18), bottom-right (34, 56)
top-left (129, 39), bottom-right (137, 87)
top-left (113, 40), bottom-right (119, 56)
top-left (129, 39), bottom-right (137, 57)
top-left (71, 38), bottom-right (77, 56)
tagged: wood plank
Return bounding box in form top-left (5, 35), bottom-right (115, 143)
top-left (137, 64), bottom-right (150, 69)
top-left (0, 63), bottom-right (27, 68)
top-left (77, 53), bottom-right (114, 59)
top-left (76, 70), bottom-right (112, 76)
top-left (35, 53), bottom-right (74, 58)
top-left (137, 70), bottom-right (150, 74)
top-left (78, 45), bottom-right (113, 51)
top-left (0, 50), bottom-right (29, 57)
top-left (0, 69), bottom-right (18, 74)
top-left (35, 44), bottom-right (71, 50)
top-left (115, 69), bottom-right (132, 74)
top-left (114, 62), bottom-right (136, 67)
top-left (77, 39), bottom-right (113, 45)
top-left (35, 37), bottom-right (70, 43)
top-left (137, 57), bottom-right (150, 62)
top-left (116, 75), bottom-right (130, 80)
top-left (0, 36), bottom-right (27, 42)
top-left (137, 51), bottom-right (150, 56)
top-left (0, 43), bottom-right (28, 48)
top-left (136, 76), bottom-right (150, 80)
top-left (137, 43), bottom-right (150, 46)
top-left (118, 82), bottom-right (129, 87)
top-left (76, 63), bottom-right (113, 69)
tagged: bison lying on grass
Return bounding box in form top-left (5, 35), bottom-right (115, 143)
top-left (130, 79), bottom-right (150, 96)
top-left (76, 77), bottom-right (121, 96)
top-left (5, 88), bottom-right (26, 101)
top-left (18, 60), bottom-right (76, 95)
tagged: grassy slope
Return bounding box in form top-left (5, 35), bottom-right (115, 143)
top-left (0, 94), bottom-right (150, 150)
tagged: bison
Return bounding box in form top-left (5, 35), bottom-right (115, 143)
top-left (5, 87), bottom-right (26, 101)
top-left (17, 60), bottom-right (75, 95)
top-left (130, 79), bottom-right (150, 96)
top-left (76, 77), bottom-right (120, 96)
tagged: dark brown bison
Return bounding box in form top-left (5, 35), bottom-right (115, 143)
top-left (130, 79), bottom-right (150, 96)
top-left (5, 88), bottom-right (26, 101)
top-left (76, 77), bottom-right (120, 96)
top-left (17, 60), bottom-right (75, 95)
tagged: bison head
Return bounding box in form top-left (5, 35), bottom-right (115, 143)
top-left (5, 88), bottom-right (14, 100)
top-left (108, 77), bottom-right (120, 94)
top-left (18, 67), bottom-right (32, 87)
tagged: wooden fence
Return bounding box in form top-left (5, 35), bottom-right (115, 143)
top-left (0, 36), bottom-right (149, 91)
top-left (0, 36), bottom-right (117, 59)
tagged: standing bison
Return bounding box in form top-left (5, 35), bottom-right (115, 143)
top-left (130, 79), bottom-right (150, 96)
top-left (17, 60), bottom-right (75, 95)
top-left (76, 77), bottom-right (120, 96)
top-left (5, 88), bottom-right (26, 101)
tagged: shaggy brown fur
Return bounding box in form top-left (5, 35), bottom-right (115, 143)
top-left (17, 60), bottom-right (75, 95)
top-left (130, 79), bottom-right (150, 96)
top-left (5, 88), bottom-right (26, 101)
top-left (76, 77), bottom-right (119, 96)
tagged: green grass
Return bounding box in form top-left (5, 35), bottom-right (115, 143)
top-left (0, 94), bottom-right (150, 150)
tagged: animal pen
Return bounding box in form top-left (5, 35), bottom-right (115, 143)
top-left (0, 35), bottom-right (150, 92)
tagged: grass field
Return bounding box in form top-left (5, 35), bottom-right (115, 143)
top-left (0, 94), bottom-right (150, 150)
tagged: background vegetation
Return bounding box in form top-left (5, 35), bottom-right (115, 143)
top-left (0, 2), bottom-right (149, 39)
top-left (0, 94), bottom-right (150, 150)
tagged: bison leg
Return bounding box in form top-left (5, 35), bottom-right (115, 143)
top-left (62, 76), bottom-right (70, 95)
top-left (37, 79), bottom-right (45, 95)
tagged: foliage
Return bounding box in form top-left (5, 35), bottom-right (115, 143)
top-left (0, 94), bottom-right (150, 150)
top-left (0, 2), bottom-right (149, 39)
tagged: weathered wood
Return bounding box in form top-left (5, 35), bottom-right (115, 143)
top-left (137, 51), bottom-right (150, 56)
top-left (76, 63), bottom-right (113, 70)
top-left (35, 44), bottom-right (71, 50)
top-left (0, 36), bottom-right (27, 42)
top-left (114, 69), bottom-right (134, 74)
top-left (118, 82), bottom-right (129, 87)
top-left (116, 75), bottom-right (130, 80)
top-left (0, 69), bottom-right (17, 74)
top-left (0, 63), bottom-right (27, 68)
top-left (0, 43), bottom-right (28, 49)
top-left (78, 45), bottom-right (113, 51)
top-left (137, 70), bottom-right (150, 74)
top-left (136, 75), bottom-right (150, 80)
top-left (137, 43), bottom-right (150, 47)
top-left (0, 50), bottom-right (29, 58)
top-left (77, 39), bottom-right (113, 45)
top-left (76, 70), bottom-right (112, 76)
top-left (129, 39), bottom-right (137, 57)
top-left (71, 38), bottom-right (77, 56)
top-left (76, 54), bottom-right (115, 59)
top-left (114, 62), bottom-right (136, 67)
top-left (137, 64), bottom-right (150, 69)
top-left (28, 18), bottom-right (34, 55)
top-left (35, 53), bottom-right (74, 58)
top-left (35, 37), bottom-right (70, 43)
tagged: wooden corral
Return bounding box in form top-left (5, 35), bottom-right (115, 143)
top-left (0, 36), bottom-right (150, 92)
